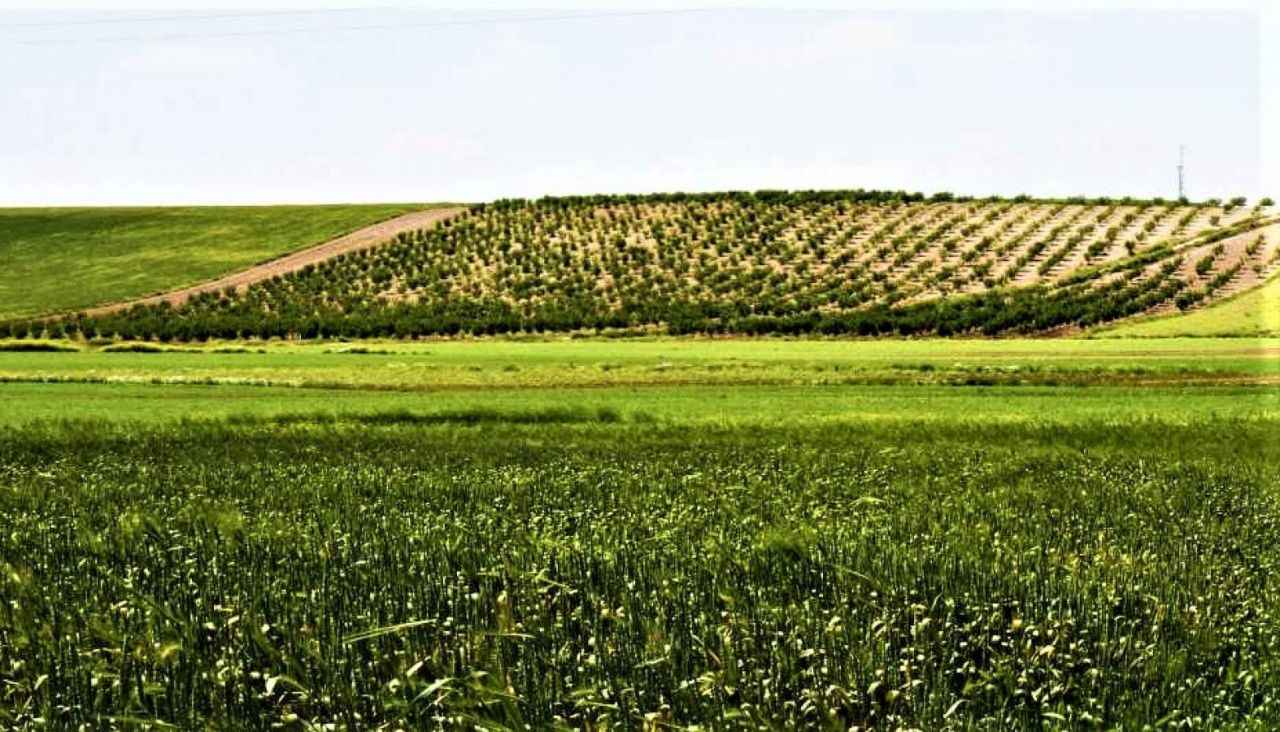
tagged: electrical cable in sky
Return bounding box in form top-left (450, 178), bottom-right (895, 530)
top-left (9, 8), bottom-right (721, 46)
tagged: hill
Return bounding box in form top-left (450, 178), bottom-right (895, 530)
top-left (8, 191), bottom-right (1278, 339)
top-left (0, 204), bottom-right (437, 319)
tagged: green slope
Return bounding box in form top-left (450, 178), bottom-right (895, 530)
top-left (0, 204), bottom-right (433, 319)
top-left (1098, 271), bottom-right (1280, 337)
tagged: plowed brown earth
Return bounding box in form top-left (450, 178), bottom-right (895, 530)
top-left (84, 207), bottom-right (465, 316)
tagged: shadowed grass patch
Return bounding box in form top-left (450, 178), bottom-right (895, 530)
top-left (225, 405), bottom-right (630, 427)
top-left (0, 342), bottom-right (77, 353)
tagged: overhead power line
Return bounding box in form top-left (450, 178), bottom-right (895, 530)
top-left (0, 8), bottom-right (373, 31)
top-left (10, 8), bottom-right (720, 46)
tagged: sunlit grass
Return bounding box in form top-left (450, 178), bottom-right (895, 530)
top-left (0, 204), bottom-right (434, 318)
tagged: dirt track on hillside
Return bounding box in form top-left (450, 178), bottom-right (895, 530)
top-left (83, 207), bottom-right (465, 316)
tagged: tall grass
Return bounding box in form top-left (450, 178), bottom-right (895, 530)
top-left (1, 419), bottom-right (1278, 727)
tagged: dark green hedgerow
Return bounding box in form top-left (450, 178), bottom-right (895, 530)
top-left (1, 418), bottom-right (1279, 728)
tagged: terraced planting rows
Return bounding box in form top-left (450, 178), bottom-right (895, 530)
top-left (11, 191), bottom-right (1277, 339)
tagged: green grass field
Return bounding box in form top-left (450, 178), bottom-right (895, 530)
top-left (4, 198), bottom-right (1280, 727)
top-left (0, 337), bottom-right (1276, 429)
top-left (3, 380), bottom-right (1276, 426)
top-left (2, 337), bottom-right (1279, 727)
top-left (1100, 271), bottom-right (1280, 337)
top-left (2, 337), bottom-right (1276, 395)
top-left (3, 414), bottom-right (1278, 728)
top-left (0, 204), bottom-right (434, 318)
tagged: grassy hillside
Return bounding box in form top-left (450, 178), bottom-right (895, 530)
top-left (0, 204), bottom-right (431, 319)
top-left (15, 191), bottom-right (1276, 340)
top-left (1098, 270), bottom-right (1280, 337)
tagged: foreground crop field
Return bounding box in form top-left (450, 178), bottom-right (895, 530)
top-left (0, 204), bottom-right (433, 319)
top-left (0, 337), bottom-right (1277, 728)
top-left (2, 335), bottom-right (1277, 728)
top-left (10, 191), bottom-right (1278, 339)
top-left (2, 415), bottom-right (1278, 728)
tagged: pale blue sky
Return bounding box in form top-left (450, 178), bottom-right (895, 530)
top-left (0, 3), bottom-right (1268, 204)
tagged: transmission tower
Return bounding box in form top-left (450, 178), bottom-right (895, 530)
top-left (1177, 145), bottom-right (1185, 201)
